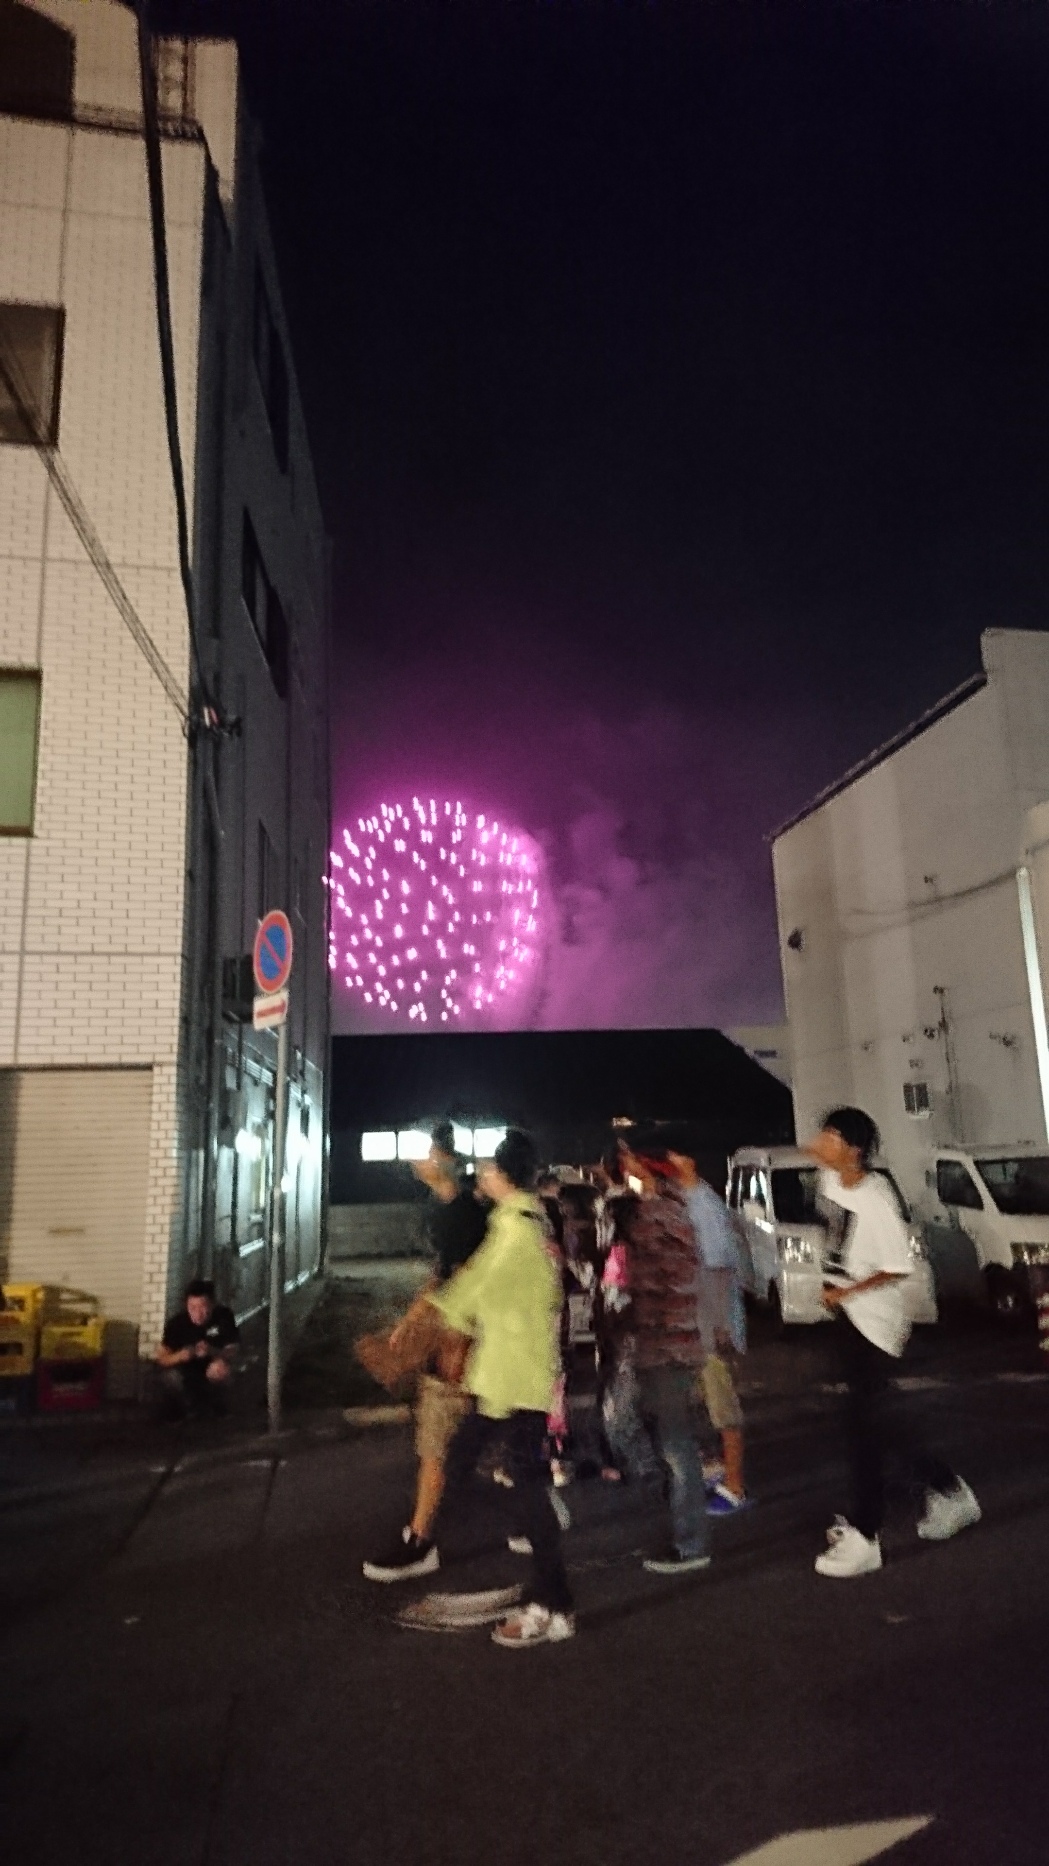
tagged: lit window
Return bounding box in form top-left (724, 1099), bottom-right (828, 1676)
top-left (360, 1131), bottom-right (397, 1162)
top-left (0, 669), bottom-right (41, 834)
top-left (452, 1125), bottom-right (474, 1155)
top-left (472, 1126), bottom-right (506, 1157)
top-left (397, 1129), bottom-right (432, 1162)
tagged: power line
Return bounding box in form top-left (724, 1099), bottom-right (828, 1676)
top-left (134, 0), bottom-right (215, 721)
top-left (0, 333), bottom-right (189, 722)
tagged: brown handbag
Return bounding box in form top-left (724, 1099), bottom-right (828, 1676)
top-left (354, 1299), bottom-right (470, 1397)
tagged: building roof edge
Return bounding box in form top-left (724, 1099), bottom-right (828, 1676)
top-left (769, 670), bottom-right (988, 843)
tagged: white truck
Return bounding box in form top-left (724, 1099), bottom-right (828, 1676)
top-left (904, 1144), bottom-right (1049, 1321)
top-left (727, 1146), bottom-right (938, 1328)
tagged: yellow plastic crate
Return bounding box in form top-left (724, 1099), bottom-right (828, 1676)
top-left (0, 1315), bottom-right (37, 1378)
top-left (1, 1283), bottom-right (46, 1324)
top-left (39, 1318), bottom-right (105, 1361)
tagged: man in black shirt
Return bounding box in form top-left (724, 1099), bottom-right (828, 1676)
top-left (156, 1279), bottom-right (239, 1418)
top-left (362, 1129), bottom-right (488, 1580)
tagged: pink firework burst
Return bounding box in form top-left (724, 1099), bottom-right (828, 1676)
top-left (328, 798), bottom-right (543, 1026)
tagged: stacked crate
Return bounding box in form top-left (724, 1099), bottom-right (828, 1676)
top-left (36, 1294), bottom-right (106, 1412)
top-left (0, 1284), bottom-right (45, 1416)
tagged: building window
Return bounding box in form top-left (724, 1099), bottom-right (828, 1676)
top-left (0, 669), bottom-right (41, 834)
top-left (253, 265), bottom-right (290, 474)
top-left (0, 303), bottom-right (64, 445)
top-left (903, 1081), bottom-right (931, 1118)
top-left (0, 3), bottom-right (74, 122)
top-left (360, 1131), bottom-right (397, 1163)
top-left (258, 820), bottom-right (282, 920)
top-left (241, 510), bottom-right (289, 699)
top-left (266, 589), bottom-right (289, 701)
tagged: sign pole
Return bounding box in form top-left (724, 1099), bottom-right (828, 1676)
top-left (267, 1005), bottom-right (290, 1435)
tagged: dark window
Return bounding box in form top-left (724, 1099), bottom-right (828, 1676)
top-left (974, 1156), bottom-right (1049, 1218)
top-left (266, 588), bottom-right (289, 701)
top-left (257, 821), bottom-right (282, 920)
top-left (771, 1168), bottom-right (821, 1226)
top-left (241, 510), bottom-right (289, 699)
top-left (0, 303), bottom-right (64, 445)
top-left (936, 1160), bottom-right (984, 1212)
top-left (0, 668), bottom-right (41, 834)
top-left (253, 265), bottom-right (290, 474)
top-left (903, 1081), bottom-right (931, 1117)
top-left (0, 2), bottom-right (74, 122)
top-left (241, 510), bottom-right (266, 644)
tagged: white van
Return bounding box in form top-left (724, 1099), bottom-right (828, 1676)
top-left (922, 1145), bottom-right (1049, 1321)
top-left (727, 1146), bottom-right (938, 1328)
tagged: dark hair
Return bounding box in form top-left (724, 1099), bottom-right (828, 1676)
top-left (494, 1127), bottom-right (539, 1189)
top-left (601, 1142), bottom-right (625, 1186)
top-left (558, 1181), bottom-right (598, 1221)
top-left (657, 1121), bottom-right (697, 1163)
top-left (610, 1193), bottom-right (642, 1244)
top-left (431, 1120), bottom-right (456, 1158)
top-left (541, 1193), bottom-right (565, 1249)
top-left (821, 1106), bottom-right (879, 1167)
top-left (186, 1278), bottom-right (215, 1301)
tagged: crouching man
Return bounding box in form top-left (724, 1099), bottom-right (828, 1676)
top-left (156, 1279), bottom-right (239, 1419)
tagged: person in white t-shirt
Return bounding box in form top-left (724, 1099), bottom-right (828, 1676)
top-left (809, 1107), bottom-right (981, 1579)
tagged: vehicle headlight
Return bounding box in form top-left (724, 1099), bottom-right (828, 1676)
top-left (907, 1232), bottom-right (928, 1264)
top-left (781, 1235), bottom-right (816, 1265)
top-left (1011, 1243), bottom-right (1049, 1268)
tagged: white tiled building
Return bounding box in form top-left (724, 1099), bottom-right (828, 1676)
top-left (772, 629), bottom-right (1049, 1182)
top-left (0, 0), bottom-right (330, 1392)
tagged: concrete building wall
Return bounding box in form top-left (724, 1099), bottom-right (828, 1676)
top-left (774, 630), bottom-right (1049, 1187)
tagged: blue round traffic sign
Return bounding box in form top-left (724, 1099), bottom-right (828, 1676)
top-left (254, 910), bottom-right (294, 994)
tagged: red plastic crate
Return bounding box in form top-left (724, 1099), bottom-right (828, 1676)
top-left (35, 1357), bottom-right (106, 1413)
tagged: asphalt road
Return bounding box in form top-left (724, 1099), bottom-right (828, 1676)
top-left (2, 1306), bottom-right (1048, 1866)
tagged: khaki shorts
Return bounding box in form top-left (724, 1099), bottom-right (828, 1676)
top-left (415, 1373), bottom-right (474, 1463)
top-left (698, 1353), bottom-right (743, 1432)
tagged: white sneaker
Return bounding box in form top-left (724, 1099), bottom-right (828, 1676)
top-left (814, 1523), bottom-right (883, 1578)
top-left (507, 1535), bottom-right (532, 1555)
top-left (917, 1479), bottom-right (981, 1542)
top-left (490, 1601), bottom-right (575, 1648)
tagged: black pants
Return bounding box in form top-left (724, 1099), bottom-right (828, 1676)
top-left (837, 1315), bottom-right (957, 1539)
top-left (442, 1408), bottom-right (574, 1614)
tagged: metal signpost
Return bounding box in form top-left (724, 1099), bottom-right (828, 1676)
top-left (253, 910), bottom-right (294, 1435)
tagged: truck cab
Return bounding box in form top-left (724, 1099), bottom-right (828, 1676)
top-left (728, 1145), bottom-right (938, 1328)
top-left (921, 1145), bottom-right (1049, 1320)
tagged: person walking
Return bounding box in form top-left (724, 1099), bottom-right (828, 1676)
top-left (418, 1128), bottom-right (576, 1648)
top-left (810, 1106), bottom-right (981, 1578)
top-left (664, 1131), bottom-right (750, 1513)
top-left (361, 1128), bottom-right (487, 1581)
top-left (618, 1140), bottom-right (711, 1575)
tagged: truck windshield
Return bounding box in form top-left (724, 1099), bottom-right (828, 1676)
top-left (771, 1166), bottom-right (910, 1225)
top-left (975, 1157), bottom-right (1049, 1217)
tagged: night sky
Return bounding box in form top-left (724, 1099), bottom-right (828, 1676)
top-left (163, 0), bottom-right (1049, 1034)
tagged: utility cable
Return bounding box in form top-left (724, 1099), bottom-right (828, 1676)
top-left (0, 333), bottom-right (189, 722)
top-left (134, 0), bottom-right (215, 724)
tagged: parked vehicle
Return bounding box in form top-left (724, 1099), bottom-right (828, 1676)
top-left (727, 1146), bottom-right (938, 1328)
top-left (915, 1145), bottom-right (1049, 1321)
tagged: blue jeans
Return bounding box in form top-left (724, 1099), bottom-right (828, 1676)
top-left (637, 1362), bottom-right (710, 1560)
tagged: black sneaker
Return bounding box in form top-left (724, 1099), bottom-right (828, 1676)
top-left (362, 1527), bottom-right (440, 1583)
top-left (642, 1549), bottom-right (711, 1575)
